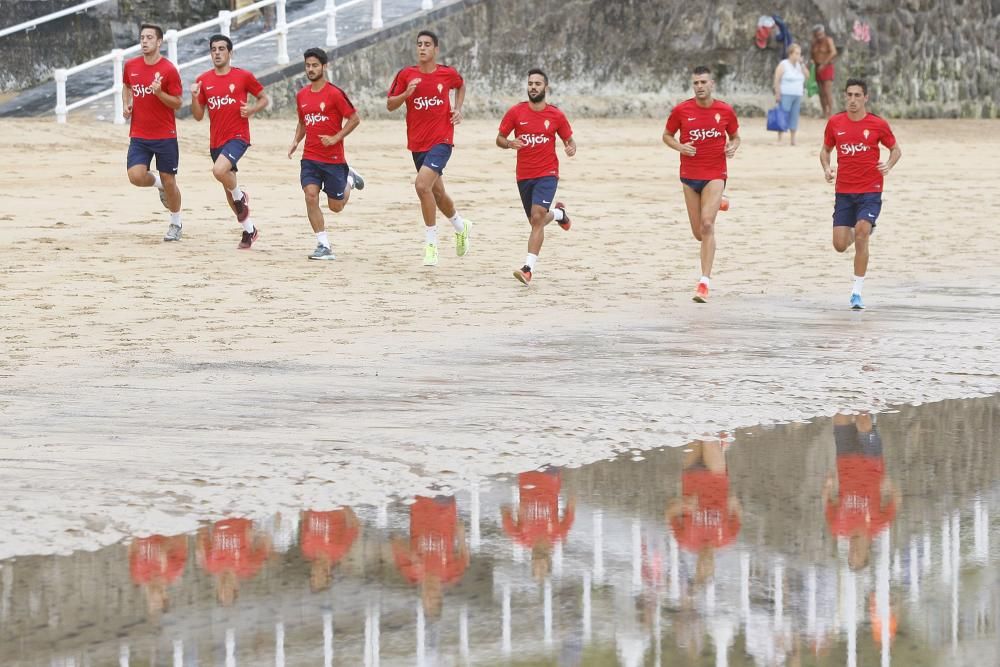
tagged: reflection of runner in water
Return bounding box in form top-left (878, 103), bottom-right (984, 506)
top-left (392, 496), bottom-right (469, 619)
top-left (824, 413), bottom-right (901, 570)
top-left (196, 517), bottom-right (272, 606)
top-left (666, 437), bottom-right (742, 585)
top-left (502, 468), bottom-right (575, 580)
top-left (300, 507), bottom-right (360, 592)
top-left (129, 534), bottom-right (187, 616)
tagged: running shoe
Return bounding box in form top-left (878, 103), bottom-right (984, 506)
top-left (349, 167), bottom-right (365, 191)
top-left (719, 195), bottom-right (730, 212)
top-left (158, 187), bottom-right (169, 210)
top-left (423, 243), bottom-right (439, 266)
top-left (238, 227), bottom-right (259, 249)
top-left (308, 244), bottom-right (335, 260)
top-left (850, 293), bottom-right (865, 310)
top-left (513, 265), bottom-right (532, 285)
top-left (455, 219), bottom-right (472, 257)
top-left (692, 282), bottom-right (709, 303)
top-left (163, 223), bottom-right (182, 242)
top-left (234, 192), bottom-right (250, 223)
top-left (554, 202), bottom-right (571, 230)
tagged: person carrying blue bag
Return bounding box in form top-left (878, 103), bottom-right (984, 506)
top-left (771, 43), bottom-right (809, 145)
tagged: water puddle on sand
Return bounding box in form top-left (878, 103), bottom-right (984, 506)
top-left (1, 396), bottom-right (998, 666)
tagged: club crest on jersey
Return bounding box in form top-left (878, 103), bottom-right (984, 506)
top-left (319, 102), bottom-right (326, 112)
top-left (437, 83), bottom-right (443, 93)
top-left (714, 113), bottom-right (721, 124)
top-left (544, 119), bottom-right (550, 130)
top-left (863, 129), bottom-right (870, 140)
top-left (230, 83), bottom-right (236, 93)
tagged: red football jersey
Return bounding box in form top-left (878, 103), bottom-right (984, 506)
top-left (823, 112), bottom-right (897, 193)
top-left (498, 102), bottom-right (573, 181)
top-left (129, 535), bottom-right (187, 585)
top-left (296, 82), bottom-right (356, 164)
top-left (124, 56), bottom-right (182, 140)
top-left (665, 99), bottom-right (739, 180)
top-left (196, 67), bottom-right (264, 148)
top-left (826, 455), bottom-right (897, 537)
top-left (387, 65), bottom-right (464, 152)
top-left (300, 509), bottom-right (359, 564)
top-left (392, 496), bottom-right (468, 585)
top-left (501, 470), bottom-right (575, 547)
top-left (199, 518), bottom-right (269, 580)
top-left (670, 470), bottom-right (741, 552)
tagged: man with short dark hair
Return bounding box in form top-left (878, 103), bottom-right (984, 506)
top-left (387, 30), bottom-right (470, 267)
top-left (287, 48), bottom-right (364, 260)
top-left (820, 78), bottom-right (902, 309)
top-left (191, 34), bottom-right (269, 249)
top-left (496, 68), bottom-right (576, 286)
top-left (122, 23), bottom-right (184, 241)
top-left (662, 66), bottom-right (740, 303)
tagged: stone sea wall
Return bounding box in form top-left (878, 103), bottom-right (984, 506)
top-left (262, 0), bottom-right (1000, 119)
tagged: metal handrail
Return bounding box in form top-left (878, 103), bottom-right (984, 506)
top-left (0, 0), bottom-right (111, 39)
top-left (52, 0), bottom-right (437, 123)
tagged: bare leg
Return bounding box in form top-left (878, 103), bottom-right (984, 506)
top-left (303, 184), bottom-right (324, 233)
top-left (697, 180), bottom-right (725, 278)
top-left (211, 154), bottom-right (239, 215)
top-left (832, 226), bottom-right (855, 253)
top-left (414, 166), bottom-right (441, 227)
top-left (159, 173), bottom-right (181, 213)
top-left (527, 205), bottom-right (554, 255)
top-left (431, 174), bottom-right (456, 219)
top-left (853, 220), bottom-right (872, 277)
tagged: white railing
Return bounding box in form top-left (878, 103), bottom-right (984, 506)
top-left (53, 0), bottom-right (437, 123)
top-left (0, 0), bottom-right (111, 39)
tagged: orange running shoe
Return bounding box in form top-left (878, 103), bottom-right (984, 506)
top-left (554, 202), bottom-right (571, 230)
top-left (513, 266), bottom-right (532, 285)
top-left (693, 282), bottom-right (709, 303)
top-left (719, 195), bottom-right (730, 212)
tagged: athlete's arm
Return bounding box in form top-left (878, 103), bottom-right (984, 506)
top-left (820, 143), bottom-right (835, 182)
top-left (386, 77), bottom-right (419, 111)
top-left (241, 90), bottom-right (269, 119)
top-left (319, 112), bottom-right (360, 146)
top-left (879, 143), bottom-right (902, 175)
top-left (121, 83), bottom-right (133, 120)
top-left (496, 132), bottom-right (525, 150)
top-left (451, 84), bottom-right (465, 125)
top-left (288, 119), bottom-right (305, 159)
top-left (662, 128), bottom-right (696, 156)
top-left (725, 132), bottom-right (741, 158)
top-left (190, 81), bottom-right (205, 121)
top-left (563, 135), bottom-right (577, 157)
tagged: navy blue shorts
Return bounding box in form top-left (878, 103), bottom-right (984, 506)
top-left (517, 176), bottom-right (558, 218)
top-left (210, 138), bottom-right (249, 172)
top-left (680, 177), bottom-right (725, 194)
top-left (411, 143), bottom-right (453, 174)
top-left (127, 138), bottom-right (179, 174)
top-left (300, 160), bottom-right (349, 199)
top-left (833, 192), bottom-right (882, 228)
top-left (834, 424), bottom-right (883, 457)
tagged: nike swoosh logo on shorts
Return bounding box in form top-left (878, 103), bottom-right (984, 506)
top-left (336, 192), bottom-right (344, 197)
top-left (542, 200), bottom-right (550, 203)
top-left (430, 163), bottom-right (439, 167)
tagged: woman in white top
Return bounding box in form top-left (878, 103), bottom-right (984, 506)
top-left (772, 43), bottom-right (809, 145)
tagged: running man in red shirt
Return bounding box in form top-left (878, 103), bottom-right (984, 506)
top-left (497, 69), bottom-right (577, 286)
top-left (820, 78), bottom-right (902, 310)
top-left (128, 533), bottom-right (188, 616)
top-left (300, 507), bottom-right (360, 592)
top-left (666, 436), bottom-right (742, 586)
top-left (663, 66), bottom-right (741, 303)
top-left (196, 517), bottom-right (272, 606)
top-left (122, 24), bottom-right (184, 241)
top-left (823, 412), bottom-right (900, 570)
top-left (288, 48), bottom-right (364, 260)
top-left (501, 468), bottom-right (576, 580)
top-left (191, 34), bottom-right (269, 249)
top-left (392, 495), bottom-right (470, 619)
top-left (387, 30), bottom-right (471, 267)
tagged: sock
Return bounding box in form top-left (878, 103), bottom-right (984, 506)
top-left (229, 184), bottom-right (243, 201)
top-left (242, 218), bottom-right (255, 234)
top-left (152, 172), bottom-right (163, 190)
top-left (317, 231), bottom-right (330, 248)
top-left (170, 211), bottom-right (182, 227)
top-left (852, 275), bottom-right (865, 295)
top-left (425, 225), bottom-right (438, 246)
top-left (449, 214), bottom-right (465, 233)
top-left (525, 253), bottom-right (538, 270)
top-left (551, 207), bottom-right (565, 222)
top-left (699, 275), bottom-right (710, 287)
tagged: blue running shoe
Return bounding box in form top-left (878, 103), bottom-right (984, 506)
top-left (850, 293), bottom-right (865, 310)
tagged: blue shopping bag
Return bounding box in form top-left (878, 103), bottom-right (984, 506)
top-left (767, 105), bottom-right (789, 132)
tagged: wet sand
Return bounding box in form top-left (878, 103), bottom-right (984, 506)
top-left (1, 117), bottom-right (999, 558)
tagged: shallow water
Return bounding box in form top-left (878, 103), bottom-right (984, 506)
top-left (2, 396), bottom-right (997, 666)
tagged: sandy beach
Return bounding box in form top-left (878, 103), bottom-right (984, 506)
top-left (1, 116), bottom-right (999, 558)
